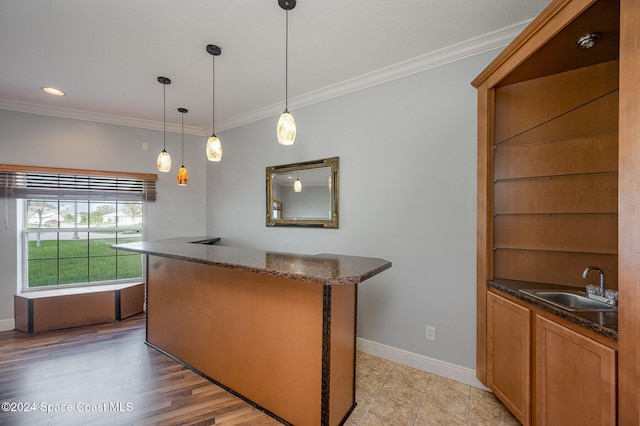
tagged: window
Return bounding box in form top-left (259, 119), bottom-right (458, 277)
top-left (0, 164), bottom-right (156, 291)
top-left (24, 199), bottom-right (143, 289)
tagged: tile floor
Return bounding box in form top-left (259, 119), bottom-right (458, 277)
top-left (348, 352), bottom-right (520, 426)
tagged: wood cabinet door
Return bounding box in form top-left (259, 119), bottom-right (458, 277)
top-left (535, 315), bottom-right (616, 426)
top-left (488, 291), bottom-right (531, 425)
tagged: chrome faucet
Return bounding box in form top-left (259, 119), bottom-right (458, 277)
top-left (582, 266), bottom-right (605, 295)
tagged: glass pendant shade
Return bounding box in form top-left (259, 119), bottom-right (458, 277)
top-left (277, 111), bottom-right (296, 145)
top-left (157, 76), bottom-right (172, 172)
top-left (206, 134), bottom-right (222, 161)
top-left (157, 149), bottom-right (171, 172)
top-left (177, 165), bottom-right (188, 186)
top-left (205, 45), bottom-right (223, 162)
top-left (294, 177), bottom-right (302, 192)
top-left (177, 107), bottom-right (189, 186)
top-left (277, 2), bottom-right (296, 146)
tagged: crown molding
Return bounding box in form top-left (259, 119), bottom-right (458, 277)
top-left (1, 19), bottom-right (531, 135)
top-left (0, 99), bottom-right (205, 136)
top-left (216, 19), bottom-right (531, 132)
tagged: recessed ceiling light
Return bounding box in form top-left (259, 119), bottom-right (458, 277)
top-left (575, 32), bottom-right (601, 49)
top-left (42, 87), bottom-right (65, 96)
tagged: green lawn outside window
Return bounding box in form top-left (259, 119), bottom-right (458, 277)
top-left (24, 199), bottom-right (144, 289)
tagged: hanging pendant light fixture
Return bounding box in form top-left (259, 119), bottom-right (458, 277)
top-left (294, 172), bottom-right (302, 192)
top-left (177, 108), bottom-right (189, 186)
top-left (277, 0), bottom-right (296, 146)
top-left (156, 76), bottom-right (172, 172)
top-left (205, 44), bottom-right (223, 161)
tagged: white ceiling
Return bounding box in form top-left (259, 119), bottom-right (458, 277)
top-left (0, 0), bottom-right (551, 136)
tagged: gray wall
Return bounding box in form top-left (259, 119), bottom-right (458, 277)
top-left (207, 51), bottom-right (497, 370)
top-left (279, 185), bottom-right (330, 219)
top-left (0, 111), bottom-right (207, 322)
top-left (0, 48), bottom-right (497, 372)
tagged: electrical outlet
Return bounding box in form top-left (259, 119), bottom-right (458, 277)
top-left (425, 325), bottom-right (436, 342)
top-left (142, 142), bottom-right (149, 151)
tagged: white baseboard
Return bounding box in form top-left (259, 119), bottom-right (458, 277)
top-left (0, 318), bottom-right (15, 332)
top-left (356, 338), bottom-right (489, 391)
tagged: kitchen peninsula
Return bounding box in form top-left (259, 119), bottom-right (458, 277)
top-left (112, 237), bottom-right (391, 426)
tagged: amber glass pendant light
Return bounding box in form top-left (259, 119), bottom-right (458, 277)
top-left (156, 76), bottom-right (172, 172)
top-left (277, 0), bottom-right (296, 145)
top-left (205, 44), bottom-right (223, 161)
top-left (177, 108), bottom-right (189, 186)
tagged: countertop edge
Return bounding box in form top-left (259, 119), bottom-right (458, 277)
top-left (112, 237), bottom-right (392, 286)
top-left (488, 279), bottom-right (618, 341)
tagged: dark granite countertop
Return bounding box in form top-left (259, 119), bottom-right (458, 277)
top-left (489, 279), bottom-right (618, 341)
top-left (112, 237), bottom-right (392, 286)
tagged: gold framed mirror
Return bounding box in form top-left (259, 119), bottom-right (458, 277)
top-left (266, 157), bottom-right (338, 228)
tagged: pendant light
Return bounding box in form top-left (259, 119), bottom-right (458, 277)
top-left (277, 0), bottom-right (296, 145)
top-left (156, 76), bottom-right (172, 172)
top-left (205, 44), bottom-right (223, 161)
top-left (294, 172), bottom-right (302, 192)
top-left (177, 108), bottom-right (189, 186)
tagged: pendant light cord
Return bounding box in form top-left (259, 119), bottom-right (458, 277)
top-left (211, 53), bottom-right (215, 134)
top-left (285, 9), bottom-right (289, 111)
top-left (181, 112), bottom-right (184, 164)
top-left (163, 83), bottom-right (167, 150)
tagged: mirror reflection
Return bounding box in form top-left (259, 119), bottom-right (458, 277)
top-left (266, 157), bottom-right (338, 228)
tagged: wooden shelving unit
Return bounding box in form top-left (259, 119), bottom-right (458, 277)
top-left (473, 0), bottom-right (640, 423)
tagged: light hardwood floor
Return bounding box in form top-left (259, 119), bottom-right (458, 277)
top-left (0, 314), bottom-right (518, 425)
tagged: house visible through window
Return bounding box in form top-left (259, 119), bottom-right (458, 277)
top-left (24, 199), bottom-right (143, 289)
top-left (0, 164), bottom-right (157, 291)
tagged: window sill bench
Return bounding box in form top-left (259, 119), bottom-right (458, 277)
top-left (14, 282), bottom-right (144, 334)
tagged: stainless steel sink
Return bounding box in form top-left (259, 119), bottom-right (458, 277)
top-left (519, 289), bottom-right (617, 312)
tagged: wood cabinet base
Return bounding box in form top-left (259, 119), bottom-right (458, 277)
top-left (146, 256), bottom-right (357, 426)
top-left (487, 292), bottom-right (531, 425)
top-left (535, 315), bottom-right (617, 426)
